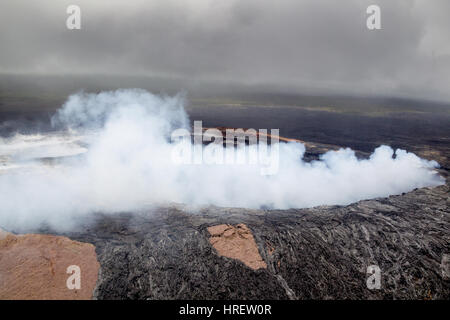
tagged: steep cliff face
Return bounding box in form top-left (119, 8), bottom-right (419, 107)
top-left (1, 183), bottom-right (448, 300)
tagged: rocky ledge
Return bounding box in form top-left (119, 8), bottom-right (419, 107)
top-left (1, 183), bottom-right (449, 299)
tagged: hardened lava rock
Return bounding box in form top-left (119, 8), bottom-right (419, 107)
top-left (40, 182), bottom-right (450, 300)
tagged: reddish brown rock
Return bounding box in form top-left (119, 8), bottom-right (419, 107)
top-left (0, 228), bottom-right (11, 240)
top-left (0, 230), bottom-right (99, 300)
top-left (207, 223), bottom-right (267, 270)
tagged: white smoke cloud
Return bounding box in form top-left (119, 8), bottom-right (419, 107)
top-left (0, 89), bottom-right (445, 231)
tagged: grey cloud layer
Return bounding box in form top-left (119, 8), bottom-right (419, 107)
top-left (1, 0), bottom-right (449, 101)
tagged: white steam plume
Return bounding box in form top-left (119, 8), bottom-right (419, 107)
top-left (0, 89), bottom-right (444, 231)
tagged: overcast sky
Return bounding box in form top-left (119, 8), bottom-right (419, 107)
top-left (1, 0), bottom-right (449, 101)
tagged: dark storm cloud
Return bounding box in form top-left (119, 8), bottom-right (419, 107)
top-left (0, 0), bottom-right (449, 101)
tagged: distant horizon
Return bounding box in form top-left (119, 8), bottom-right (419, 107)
top-left (1, 72), bottom-right (450, 107)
